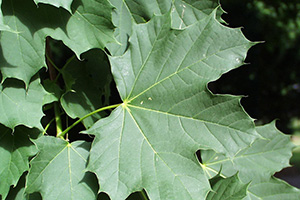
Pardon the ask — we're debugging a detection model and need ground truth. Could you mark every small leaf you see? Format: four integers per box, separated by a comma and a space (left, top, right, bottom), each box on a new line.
206, 174, 249, 200
26, 136, 98, 200
0, 125, 38, 199
0, 78, 49, 130
33, 0, 74, 13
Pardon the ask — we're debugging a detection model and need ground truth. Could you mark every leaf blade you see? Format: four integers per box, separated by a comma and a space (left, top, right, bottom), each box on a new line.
87, 11, 258, 199
0, 125, 38, 199
26, 136, 98, 200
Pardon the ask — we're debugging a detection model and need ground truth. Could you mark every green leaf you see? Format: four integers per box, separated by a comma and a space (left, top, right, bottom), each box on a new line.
201, 121, 294, 183
206, 174, 249, 200
0, 0, 115, 85
0, 78, 50, 130
61, 49, 112, 128
26, 136, 98, 200
244, 177, 300, 200
107, 0, 222, 55
86, 12, 258, 199
171, 0, 224, 29
0, 125, 38, 199
33, 0, 74, 12
201, 122, 299, 199
43, 79, 63, 103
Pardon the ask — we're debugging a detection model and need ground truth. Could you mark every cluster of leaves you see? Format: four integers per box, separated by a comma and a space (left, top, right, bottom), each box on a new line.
0, 0, 299, 199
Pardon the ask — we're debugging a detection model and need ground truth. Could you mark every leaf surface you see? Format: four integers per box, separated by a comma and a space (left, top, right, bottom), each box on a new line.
33, 0, 73, 12
26, 136, 98, 200
86, 12, 258, 199
201, 122, 298, 199
202, 122, 294, 183
0, 125, 38, 199
0, 0, 115, 85
207, 174, 249, 200
107, 0, 222, 55
244, 177, 300, 200
0, 78, 49, 130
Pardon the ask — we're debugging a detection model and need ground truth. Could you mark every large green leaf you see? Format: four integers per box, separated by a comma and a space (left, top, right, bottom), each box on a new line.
107, 0, 222, 55
0, 78, 50, 130
60, 49, 112, 128
86, 12, 258, 199
33, 0, 73, 12
0, 0, 115, 85
25, 136, 98, 200
0, 125, 38, 199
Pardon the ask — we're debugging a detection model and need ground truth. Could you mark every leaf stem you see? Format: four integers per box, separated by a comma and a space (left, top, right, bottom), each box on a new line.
54, 103, 63, 136
57, 103, 121, 138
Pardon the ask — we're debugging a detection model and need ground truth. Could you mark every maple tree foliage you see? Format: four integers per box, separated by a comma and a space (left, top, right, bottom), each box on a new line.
0, 0, 299, 200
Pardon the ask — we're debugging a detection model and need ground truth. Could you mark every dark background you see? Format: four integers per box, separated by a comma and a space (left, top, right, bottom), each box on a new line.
211, 0, 300, 188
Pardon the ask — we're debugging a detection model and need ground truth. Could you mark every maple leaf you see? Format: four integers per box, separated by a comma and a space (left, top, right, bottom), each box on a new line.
85, 11, 258, 199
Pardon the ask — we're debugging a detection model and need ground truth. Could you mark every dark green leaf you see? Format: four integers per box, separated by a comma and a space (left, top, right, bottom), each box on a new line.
0, 125, 38, 199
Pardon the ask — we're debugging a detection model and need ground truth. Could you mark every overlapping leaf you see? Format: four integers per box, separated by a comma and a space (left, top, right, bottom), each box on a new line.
207, 174, 249, 200
60, 49, 112, 128
107, 0, 223, 55
86, 12, 258, 199
26, 136, 98, 200
33, 0, 73, 12
0, 0, 115, 85
201, 122, 297, 199
201, 122, 294, 183
0, 78, 50, 130
0, 125, 38, 199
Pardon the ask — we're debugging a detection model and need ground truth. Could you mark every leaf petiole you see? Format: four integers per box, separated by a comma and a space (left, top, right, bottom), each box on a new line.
57, 103, 121, 138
